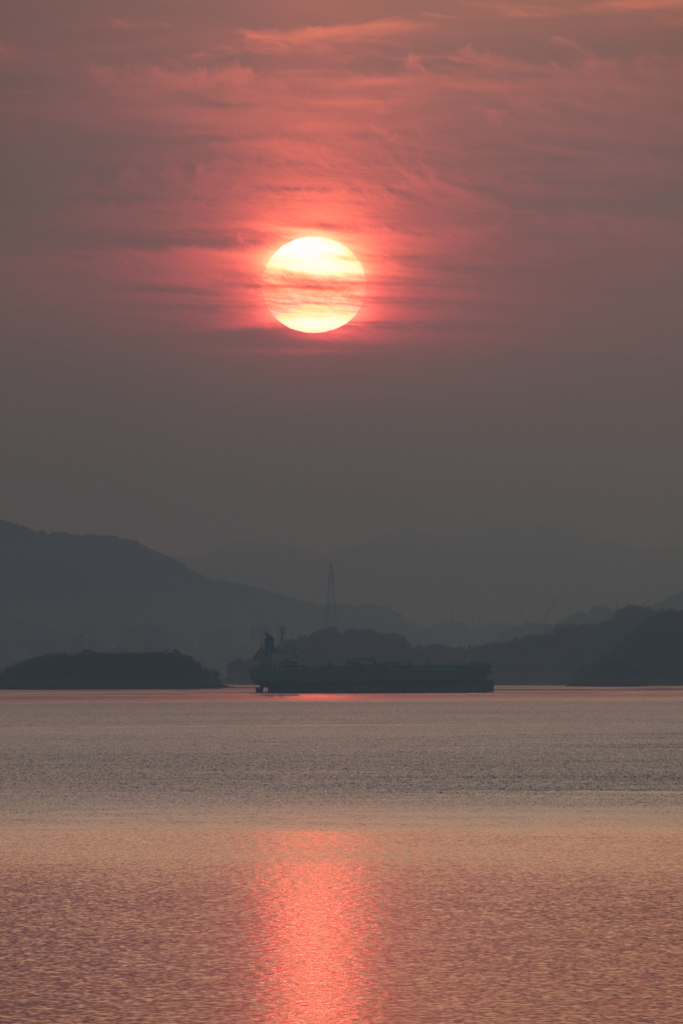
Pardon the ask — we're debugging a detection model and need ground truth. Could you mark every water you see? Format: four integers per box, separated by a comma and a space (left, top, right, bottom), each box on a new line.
1, 688, 682, 1022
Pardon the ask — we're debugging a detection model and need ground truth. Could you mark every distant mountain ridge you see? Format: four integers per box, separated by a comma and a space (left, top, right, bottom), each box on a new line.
461, 605, 657, 685
575, 610, 683, 685
4, 517, 683, 677
230, 606, 679, 686
0, 520, 406, 670
181, 524, 683, 626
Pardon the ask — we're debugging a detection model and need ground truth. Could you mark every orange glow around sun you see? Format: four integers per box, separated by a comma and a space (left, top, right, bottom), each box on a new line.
262, 237, 365, 334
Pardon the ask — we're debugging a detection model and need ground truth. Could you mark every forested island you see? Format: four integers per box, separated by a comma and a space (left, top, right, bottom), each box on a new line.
0, 650, 222, 689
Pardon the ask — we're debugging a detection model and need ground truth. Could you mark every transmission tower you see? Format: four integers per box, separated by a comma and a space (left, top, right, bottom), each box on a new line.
324, 563, 338, 630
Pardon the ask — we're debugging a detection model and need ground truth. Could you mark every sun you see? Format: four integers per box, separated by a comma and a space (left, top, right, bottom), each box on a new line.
263, 237, 365, 334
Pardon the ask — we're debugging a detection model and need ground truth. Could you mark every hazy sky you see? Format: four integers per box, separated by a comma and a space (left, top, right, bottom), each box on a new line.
1, 1, 682, 554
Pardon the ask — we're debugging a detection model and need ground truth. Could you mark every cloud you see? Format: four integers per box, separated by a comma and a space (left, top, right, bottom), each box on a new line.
107, 18, 172, 31
238, 19, 423, 53
591, 0, 683, 9
0, 3, 681, 353
487, 0, 683, 16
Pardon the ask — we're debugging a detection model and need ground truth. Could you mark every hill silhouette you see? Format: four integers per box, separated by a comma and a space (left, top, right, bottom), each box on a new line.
182, 524, 683, 626
0, 520, 406, 671
0, 650, 222, 689
228, 608, 657, 684
575, 610, 683, 684
297, 628, 414, 665
456, 605, 655, 684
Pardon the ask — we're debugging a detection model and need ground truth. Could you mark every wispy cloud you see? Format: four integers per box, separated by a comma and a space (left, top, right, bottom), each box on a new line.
238, 18, 424, 53
591, 0, 683, 9
483, 0, 683, 17
1, 3, 681, 351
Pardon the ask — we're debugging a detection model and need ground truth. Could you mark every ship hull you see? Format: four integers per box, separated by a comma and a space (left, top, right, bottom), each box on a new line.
251, 666, 493, 694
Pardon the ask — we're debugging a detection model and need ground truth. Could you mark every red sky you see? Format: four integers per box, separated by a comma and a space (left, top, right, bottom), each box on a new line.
1, 1, 682, 552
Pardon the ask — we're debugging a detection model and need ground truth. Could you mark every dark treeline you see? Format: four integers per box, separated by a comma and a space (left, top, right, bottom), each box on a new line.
228, 607, 683, 685
5, 607, 682, 687
0, 650, 222, 689
574, 610, 683, 685
455, 605, 658, 685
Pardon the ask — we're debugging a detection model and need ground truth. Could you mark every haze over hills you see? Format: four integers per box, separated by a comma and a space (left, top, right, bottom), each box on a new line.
181, 524, 683, 627
4, 517, 683, 675
0, 520, 406, 670
229, 606, 683, 686
656, 589, 683, 611
575, 610, 683, 685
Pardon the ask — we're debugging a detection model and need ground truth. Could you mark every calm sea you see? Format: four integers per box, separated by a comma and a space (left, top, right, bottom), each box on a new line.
1, 688, 682, 1023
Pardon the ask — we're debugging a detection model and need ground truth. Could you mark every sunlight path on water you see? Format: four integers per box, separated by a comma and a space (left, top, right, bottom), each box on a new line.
1, 691, 682, 1022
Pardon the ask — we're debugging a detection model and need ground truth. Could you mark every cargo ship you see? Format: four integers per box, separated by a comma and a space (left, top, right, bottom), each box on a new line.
250, 631, 493, 694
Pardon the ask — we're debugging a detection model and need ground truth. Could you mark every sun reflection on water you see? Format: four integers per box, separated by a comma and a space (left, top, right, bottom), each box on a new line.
255, 832, 370, 1024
